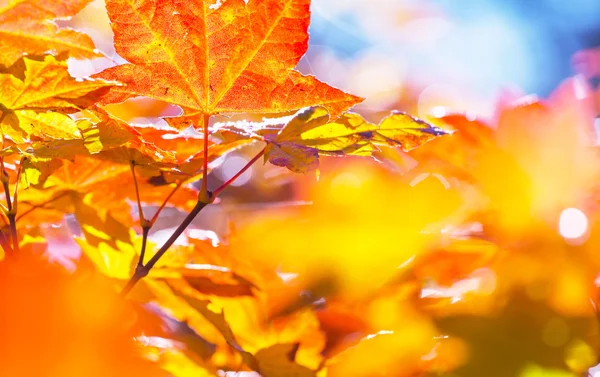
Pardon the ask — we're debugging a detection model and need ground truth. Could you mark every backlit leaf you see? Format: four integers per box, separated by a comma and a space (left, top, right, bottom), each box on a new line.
0, 55, 116, 142
179, 264, 257, 298
261, 107, 447, 172
19, 155, 62, 188
0, 0, 101, 67
94, 0, 363, 128
254, 343, 316, 377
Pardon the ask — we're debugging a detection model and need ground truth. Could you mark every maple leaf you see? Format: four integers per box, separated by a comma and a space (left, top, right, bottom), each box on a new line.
0, 55, 116, 143
218, 107, 448, 173
166, 264, 257, 298
254, 343, 316, 377
16, 155, 199, 228
0, 0, 102, 67
28, 110, 180, 175
15, 158, 136, 241
19, 155, 63, 188
172, 293, 316, 376
94, 0, 363, 129
136, 303, 218, 364
132, 126, 205, 163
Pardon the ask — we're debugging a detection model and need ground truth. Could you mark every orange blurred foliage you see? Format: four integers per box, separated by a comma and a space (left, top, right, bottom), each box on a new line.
0, 253, 162, 377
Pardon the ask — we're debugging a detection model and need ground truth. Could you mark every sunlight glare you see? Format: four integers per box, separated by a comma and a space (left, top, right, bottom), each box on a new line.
558, 207, 588, 239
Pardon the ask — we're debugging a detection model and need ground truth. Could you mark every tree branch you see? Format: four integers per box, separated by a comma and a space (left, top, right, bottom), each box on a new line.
120, 198, 210, 297
149, 181, 183, 226
0, 157, 18, 252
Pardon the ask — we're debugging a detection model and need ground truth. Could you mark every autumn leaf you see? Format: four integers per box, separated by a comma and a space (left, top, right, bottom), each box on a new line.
170, 292, 315, 376
254, 343, 316, 377
0, 254, 164, 377
132, 126, 204, 163
217, 107, 447, 173
15, 157, 135, 231
176, 264, 257, 298
74, 195, 133, 248
137, 303, 217, 363
408, 113, 495, 180
94, 0, 363, 129
0, 0, 102, 67
76, 233, 137, 279
0, 55, 116, 143
19, 155, 63, 188
29, 111, 179, 174
25, 116, 135, 161
174, 293, 252, 356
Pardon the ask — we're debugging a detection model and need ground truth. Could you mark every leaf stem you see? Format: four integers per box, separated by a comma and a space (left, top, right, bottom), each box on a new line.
0, 157, 18, 252
120, 199, 210, 297
149, 181, 183, 226
199, 113, 212, 202
7, 214, 17, 252
0, 231, 13, 255
211, 146, 266, 198
12, 157, 24, 213
130, 161, 153, 273
1, 157, 12, 211
138, 226, 150, 268
130, 162, 148, 226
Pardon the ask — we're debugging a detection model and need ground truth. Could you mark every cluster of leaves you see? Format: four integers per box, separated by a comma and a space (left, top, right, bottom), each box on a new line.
0, 0, 450, 376
2, 0, 600, 376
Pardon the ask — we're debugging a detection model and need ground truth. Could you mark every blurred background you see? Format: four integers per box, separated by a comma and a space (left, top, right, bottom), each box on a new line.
73, 0, 600, 121
304, 0, 600, 118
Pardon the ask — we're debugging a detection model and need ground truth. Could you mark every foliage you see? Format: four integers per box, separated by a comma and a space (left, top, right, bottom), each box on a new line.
0, 0, 598, 376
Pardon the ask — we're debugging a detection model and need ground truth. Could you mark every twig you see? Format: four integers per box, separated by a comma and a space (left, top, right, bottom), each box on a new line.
8, 159, 23, 252
130, 162, 151, 268
130, 162, 148, 225
211, 146, 265, 198
138, 226, 150, 268
0, 157, 18, 252
120, 119, 266, 298
149, 181, 183, 226
120, 199, 210, 297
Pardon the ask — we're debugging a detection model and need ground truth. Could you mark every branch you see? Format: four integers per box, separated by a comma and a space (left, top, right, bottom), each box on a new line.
120, 117, 266, 298
130, 162, 147, 225
149, 181, 183, 226
0, 228, 14, 254
120, 198, 210, 297
138, 226, 150, 268
211, 146, 266, 198
130, 162, 152, 270
0, 157, 18, 252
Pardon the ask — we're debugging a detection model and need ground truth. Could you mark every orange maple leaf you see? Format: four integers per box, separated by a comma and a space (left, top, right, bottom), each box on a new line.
0, 56, 116, 143
0, 0, 101, 67
94, 0, 363, 129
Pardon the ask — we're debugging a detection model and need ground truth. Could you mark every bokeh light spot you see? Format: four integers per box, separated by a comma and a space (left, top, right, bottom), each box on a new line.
558, 208, 588, 239
217, 155, 253, 187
